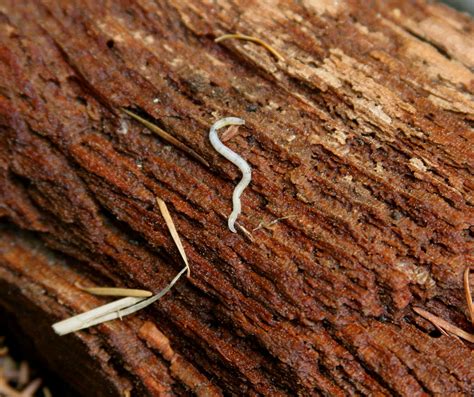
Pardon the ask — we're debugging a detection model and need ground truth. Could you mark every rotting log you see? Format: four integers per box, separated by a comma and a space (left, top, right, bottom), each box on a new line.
0, 0, 473, 395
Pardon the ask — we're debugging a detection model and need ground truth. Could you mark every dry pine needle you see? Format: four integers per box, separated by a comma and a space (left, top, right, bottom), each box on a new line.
122, 108, 209, 167
52, 198, 191, 335
215, 33, 284, 61
75, 283, 153, 298
157, 197, 190, 277
413, 307, 474, 343
463, 266, 473, 327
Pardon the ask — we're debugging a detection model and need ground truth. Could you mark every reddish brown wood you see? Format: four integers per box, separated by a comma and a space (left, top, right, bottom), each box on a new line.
0, 0, 473, 395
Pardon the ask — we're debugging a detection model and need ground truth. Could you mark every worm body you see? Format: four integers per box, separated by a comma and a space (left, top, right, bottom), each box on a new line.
209, 117, 251, 233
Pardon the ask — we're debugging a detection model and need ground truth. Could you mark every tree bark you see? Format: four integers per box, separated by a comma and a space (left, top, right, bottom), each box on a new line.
0, 0, 473, 395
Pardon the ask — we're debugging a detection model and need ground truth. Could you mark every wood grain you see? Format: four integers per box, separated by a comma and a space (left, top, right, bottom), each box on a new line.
0, 0, 473, 395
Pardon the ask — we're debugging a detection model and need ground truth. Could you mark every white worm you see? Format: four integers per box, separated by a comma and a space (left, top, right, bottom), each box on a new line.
209, 117, 251, 233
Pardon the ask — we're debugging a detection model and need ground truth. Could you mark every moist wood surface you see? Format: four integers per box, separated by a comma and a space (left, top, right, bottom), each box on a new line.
0, 0, 473, 396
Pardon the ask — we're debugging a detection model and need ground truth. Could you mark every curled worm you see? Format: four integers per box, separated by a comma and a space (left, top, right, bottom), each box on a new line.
209, 117, 251, 233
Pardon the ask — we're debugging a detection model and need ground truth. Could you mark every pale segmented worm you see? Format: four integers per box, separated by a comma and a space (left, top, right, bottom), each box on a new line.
209, 117, 251, 233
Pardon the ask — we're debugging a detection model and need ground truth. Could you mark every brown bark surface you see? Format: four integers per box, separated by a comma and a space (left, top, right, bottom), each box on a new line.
0, 0, 473, 396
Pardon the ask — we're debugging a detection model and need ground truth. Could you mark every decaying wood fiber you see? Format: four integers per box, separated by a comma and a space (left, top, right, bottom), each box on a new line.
0, 0, 473, 395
